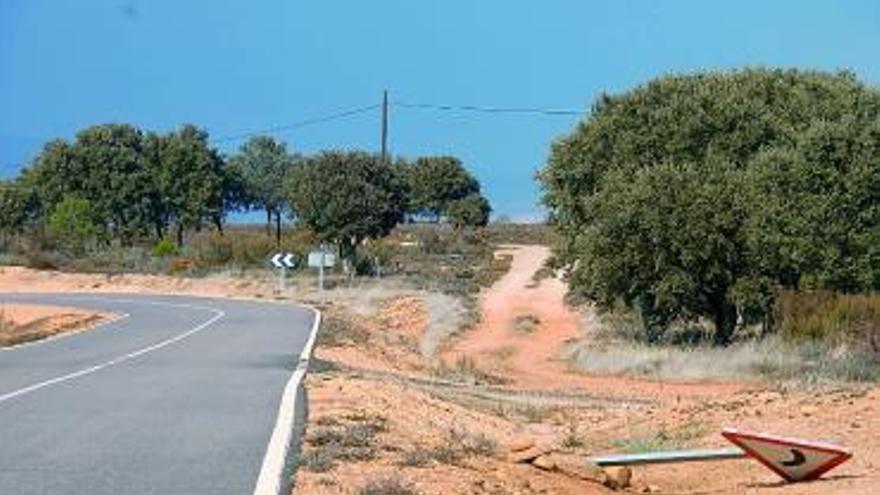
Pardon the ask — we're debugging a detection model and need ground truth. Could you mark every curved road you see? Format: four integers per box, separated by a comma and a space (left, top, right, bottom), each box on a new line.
0, 293, 317, 495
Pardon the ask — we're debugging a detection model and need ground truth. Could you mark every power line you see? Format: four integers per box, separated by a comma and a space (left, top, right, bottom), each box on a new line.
198, 96, 584, 147
210, 103, 381, 144
393, 100, 584, 116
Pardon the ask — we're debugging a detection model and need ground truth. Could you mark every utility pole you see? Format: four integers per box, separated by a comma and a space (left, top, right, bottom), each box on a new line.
380, 89, 388, 161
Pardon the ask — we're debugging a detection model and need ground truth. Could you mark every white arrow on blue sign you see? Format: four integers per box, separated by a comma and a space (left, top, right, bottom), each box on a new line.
271, 252, 296, 269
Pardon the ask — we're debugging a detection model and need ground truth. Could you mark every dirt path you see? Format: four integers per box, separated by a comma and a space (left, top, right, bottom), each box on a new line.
445, 245, 746, 400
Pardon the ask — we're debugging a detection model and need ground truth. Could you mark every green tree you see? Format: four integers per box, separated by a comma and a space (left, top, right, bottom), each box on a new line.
287, 151, 406, 262
540, 68, 880, 343
228, 136, 297, 245
47, 195, 104, 255
571, 162, 751, 344
744, 118, 880, 292
406, 156, 480, 221
23, 125, 158, 244
148, 125, 227, 246
0, 179, 35, 236
447, 193, 492, 229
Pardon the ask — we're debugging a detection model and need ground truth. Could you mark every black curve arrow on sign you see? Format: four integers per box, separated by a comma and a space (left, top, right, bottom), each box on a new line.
781, 448, 806, 467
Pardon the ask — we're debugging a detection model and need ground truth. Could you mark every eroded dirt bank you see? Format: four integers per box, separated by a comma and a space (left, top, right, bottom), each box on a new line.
299, 245, 879, 494
0, 303, 114, 347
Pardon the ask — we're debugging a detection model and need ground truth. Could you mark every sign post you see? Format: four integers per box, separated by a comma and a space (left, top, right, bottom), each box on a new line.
590, 427, 852, 484
270, 252, 296, 294
308, 247, 336, 291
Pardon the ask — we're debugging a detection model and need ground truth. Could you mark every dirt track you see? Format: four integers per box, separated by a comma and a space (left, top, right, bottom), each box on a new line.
302, 245, 879, 494
445, 245, 744, 400
451, 245, 880, 494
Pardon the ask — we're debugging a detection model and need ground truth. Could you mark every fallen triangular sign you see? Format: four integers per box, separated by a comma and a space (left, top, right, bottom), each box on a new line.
722, 427, 852, 482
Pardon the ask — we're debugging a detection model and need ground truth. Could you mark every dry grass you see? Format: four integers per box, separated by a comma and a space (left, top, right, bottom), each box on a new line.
565, 332, 880, 384
612, 421, 706, 454
398, 428, 496, 468
315, 313, 370, 348
358, 477, 422, 495
559, 421, 586, 449
776, 290, 880, 352
512, 314, 540, 333
567, 298, 880, 384
420, 292, 469, 357
429, 356, 505, 385
0, 310, 15, 338
299, 411, 388, 473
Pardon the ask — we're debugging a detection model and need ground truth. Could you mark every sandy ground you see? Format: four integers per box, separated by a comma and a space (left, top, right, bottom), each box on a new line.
0, 265, 276, 299
0, 303, 113, 348
445, 246, 744, 401
299, 245, 880, 494
1, 256, 876, 493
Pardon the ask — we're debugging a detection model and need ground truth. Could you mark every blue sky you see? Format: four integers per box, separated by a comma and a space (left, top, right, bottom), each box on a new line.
2, 1, 879, 221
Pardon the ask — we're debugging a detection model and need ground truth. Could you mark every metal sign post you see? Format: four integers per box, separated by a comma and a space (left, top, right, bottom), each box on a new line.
590, 427, 852, 484
319, 252, 324, 291
308, 247, 336, 291
592, 448, 746, 467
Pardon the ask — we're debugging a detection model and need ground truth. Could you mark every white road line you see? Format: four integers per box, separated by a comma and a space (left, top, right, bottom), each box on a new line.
0, 298, 225, 405
253, 304, 322, 495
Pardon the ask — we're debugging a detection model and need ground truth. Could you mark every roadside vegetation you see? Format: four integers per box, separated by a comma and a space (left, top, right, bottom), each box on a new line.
541, 67, 880, 382
0, 128, 492, 277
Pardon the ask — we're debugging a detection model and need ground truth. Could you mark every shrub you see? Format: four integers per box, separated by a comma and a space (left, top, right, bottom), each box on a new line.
398, 429, 496, 468
359, 478, 421, 495
430, 356, 503, 385
47, 196, 104, 255
316, 314, 369, 347
512, 314, 540, 333
188, 233, 234, 268
776, 290, 880, 352
299, 411, 387, 472
151, 239, 178, 257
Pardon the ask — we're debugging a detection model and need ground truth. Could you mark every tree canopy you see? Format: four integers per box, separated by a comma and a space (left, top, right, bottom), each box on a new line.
0, 179, 35, 236
540, 68, 880, 343
286, 151, 407, 260
406, 156, 481, 221
20, 123, 238, 246
227, 136, 298, 244
447, 193, 492, 229
4, 124, 491, 263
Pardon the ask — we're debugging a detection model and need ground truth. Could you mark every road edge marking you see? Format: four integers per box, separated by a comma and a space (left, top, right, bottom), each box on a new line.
252, 304, 322, 495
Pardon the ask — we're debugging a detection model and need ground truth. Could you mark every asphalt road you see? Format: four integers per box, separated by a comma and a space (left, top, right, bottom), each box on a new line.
0, 293, 316, 495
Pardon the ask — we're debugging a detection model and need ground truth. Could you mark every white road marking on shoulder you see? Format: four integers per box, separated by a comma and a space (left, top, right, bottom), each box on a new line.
0, 299, 225, 405
252, 304, 322, 495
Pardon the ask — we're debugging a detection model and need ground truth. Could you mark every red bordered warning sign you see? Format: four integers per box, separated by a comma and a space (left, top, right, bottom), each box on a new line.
722, 427, 852, 482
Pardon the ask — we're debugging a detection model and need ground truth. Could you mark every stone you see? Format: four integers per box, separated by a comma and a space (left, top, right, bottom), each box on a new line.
603, 466, 633, 490
801, 405, 819, 417
507, 436, 536, 453
531, 454, 558, 471
508, 444, 552, 463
